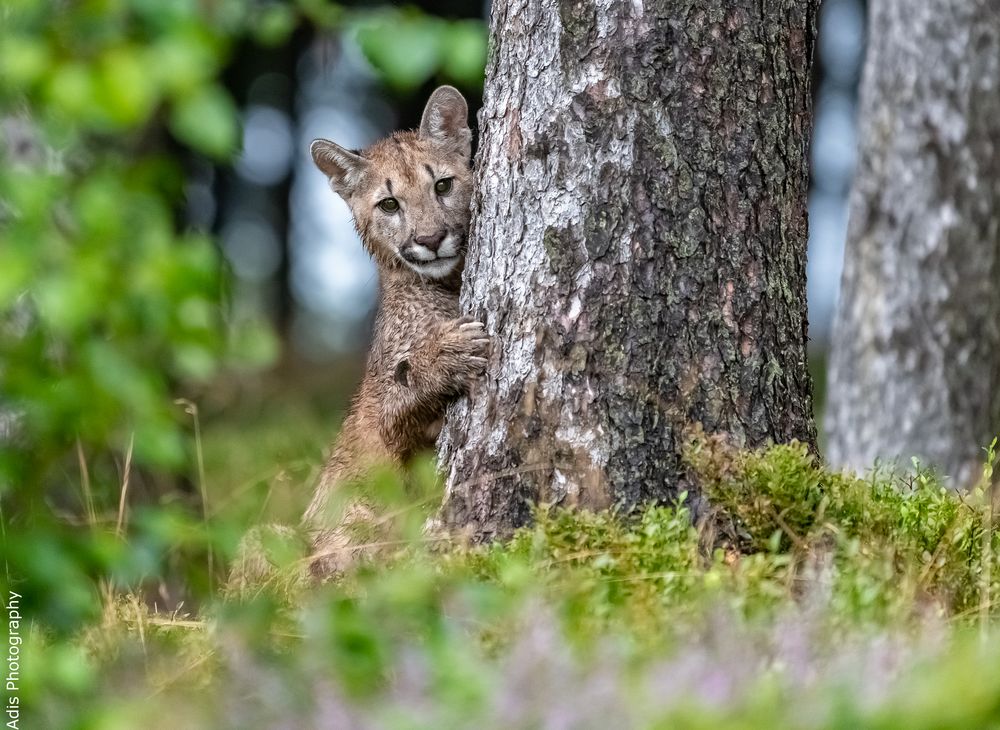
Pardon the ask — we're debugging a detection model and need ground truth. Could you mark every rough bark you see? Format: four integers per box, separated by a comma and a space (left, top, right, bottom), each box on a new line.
439, 0, 818, 539
825, 1, 1000, 486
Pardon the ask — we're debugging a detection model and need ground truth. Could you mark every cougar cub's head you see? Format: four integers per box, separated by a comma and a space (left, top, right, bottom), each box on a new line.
311, 86, 473, 280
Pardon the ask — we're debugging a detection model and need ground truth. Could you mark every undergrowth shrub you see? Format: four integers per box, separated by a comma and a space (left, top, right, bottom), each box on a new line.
19, 437, 1000, 729
687, 432, 999, 620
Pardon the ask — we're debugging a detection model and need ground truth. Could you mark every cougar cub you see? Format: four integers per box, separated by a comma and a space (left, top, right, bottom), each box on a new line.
302, 86, 487, 577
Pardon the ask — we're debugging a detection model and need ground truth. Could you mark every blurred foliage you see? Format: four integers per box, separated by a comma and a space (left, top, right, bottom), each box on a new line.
1, 0, 260, 631
15, 438, 1000, 728
352, 7, 488, 90
0, 0, 486, 632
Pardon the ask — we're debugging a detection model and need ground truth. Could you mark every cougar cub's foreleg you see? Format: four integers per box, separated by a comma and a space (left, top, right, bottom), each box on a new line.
305, 317, 489, 580
378, 316, 489, 454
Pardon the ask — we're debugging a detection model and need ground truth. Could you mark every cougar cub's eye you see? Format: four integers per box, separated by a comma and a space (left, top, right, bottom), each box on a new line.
378, 197, 399, 213
434, 178, 453, 195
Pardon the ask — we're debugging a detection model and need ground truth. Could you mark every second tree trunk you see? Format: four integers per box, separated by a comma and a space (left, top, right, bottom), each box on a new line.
825, 0, 1000, 485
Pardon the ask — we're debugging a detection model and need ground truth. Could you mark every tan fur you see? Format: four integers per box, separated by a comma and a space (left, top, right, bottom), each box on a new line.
302, 87, 486, 578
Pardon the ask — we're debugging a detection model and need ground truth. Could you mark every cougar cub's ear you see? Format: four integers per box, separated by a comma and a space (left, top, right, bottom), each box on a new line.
310, 139, 369, 196
419, 85, 472, 161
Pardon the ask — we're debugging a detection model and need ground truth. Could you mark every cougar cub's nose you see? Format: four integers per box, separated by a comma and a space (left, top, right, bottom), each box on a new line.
414, 229, 447, 253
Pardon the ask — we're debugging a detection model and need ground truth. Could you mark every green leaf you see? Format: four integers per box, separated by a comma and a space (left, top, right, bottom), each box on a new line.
253, 4, 298, 47
173, 343, 219, 381
75, 173, 126, 240
354, 10, 445, 91
442, 20, 487, 88
169, 84, 240, 159
134, 417, 187, 469
96, 46, 160, 128
34, 271, 103, 335
148, 30, 222, 96
228, 318, 280, 370
297, 0, 344, 28
0, 248, 32, 309
0, 34, 51, 88
84, 341, 159, 413
46, 62, 98, 118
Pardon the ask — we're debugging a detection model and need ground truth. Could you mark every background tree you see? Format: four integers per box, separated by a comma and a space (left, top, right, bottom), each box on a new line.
824, 1, 1000, 486
439, 0, 818, 540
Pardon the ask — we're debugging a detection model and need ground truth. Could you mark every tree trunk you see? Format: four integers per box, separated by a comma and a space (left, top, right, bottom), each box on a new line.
825, 1, 1000, 486
439, 0, 818, 539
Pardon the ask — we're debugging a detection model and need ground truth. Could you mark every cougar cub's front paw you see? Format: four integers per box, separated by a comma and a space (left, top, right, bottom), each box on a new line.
439, 316, 490, 385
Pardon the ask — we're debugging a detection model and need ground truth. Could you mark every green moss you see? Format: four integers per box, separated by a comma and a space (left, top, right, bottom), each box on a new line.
686, 430, 996, 617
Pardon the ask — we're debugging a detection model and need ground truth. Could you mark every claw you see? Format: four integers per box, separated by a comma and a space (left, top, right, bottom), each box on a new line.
457, 322, 486, 337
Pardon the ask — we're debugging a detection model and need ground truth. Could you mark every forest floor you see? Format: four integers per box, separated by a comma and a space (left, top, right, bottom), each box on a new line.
21, 374, 1000, 729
